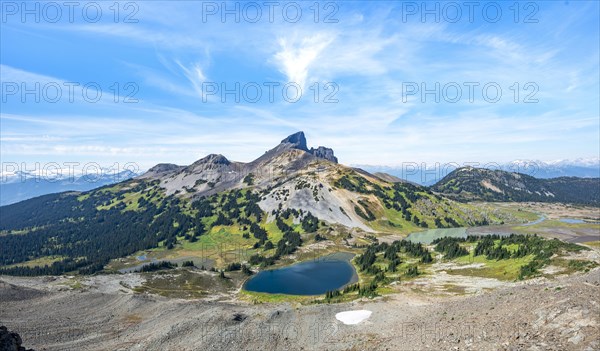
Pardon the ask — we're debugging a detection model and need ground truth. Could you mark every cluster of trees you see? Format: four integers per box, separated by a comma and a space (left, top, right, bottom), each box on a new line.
225, 262, 242, 271
246, 210, 304, 266
386, 252, 401, 272
518, 259, 545, 279
356, 245, 378, 273
354, 200, 376, 221
324, 289, 342, 300
434, 216, 460, 228
398, 240, 433, 263
192, 198, 213, 217
466, 234, 585, 279
275, 231, 302, 257
334, 175, 370, 194
211, 190, 264, 227
475, 237, 511, 260
467, 233, 579, 262
276, 216, 293, 233
134, 261, 177, 273
184, 223, 203, 243
214, 212, 234, 226
241, 264, 253, 275
301, 212, 319, 232
433, 237, 469, 259
279, 207, 300, 219
247, 216, 304, 267
412, 215, 428, 228
355, 240, 433, 281
243, 173, 255, 186
324, 281, 379, 301
405, 264, 420, 277
250, 223, 268, 245
248, 253, 276, 267
221, 262, 251, 275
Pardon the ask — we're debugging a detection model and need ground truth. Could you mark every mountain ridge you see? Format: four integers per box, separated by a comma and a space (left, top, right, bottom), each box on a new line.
357, 158, 600, 186
432, 166, 600, 206
0, 132, 506, 276
1, 132, 597, 276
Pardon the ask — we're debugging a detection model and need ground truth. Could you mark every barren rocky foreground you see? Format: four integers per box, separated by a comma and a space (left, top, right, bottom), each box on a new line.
1, 267, 599, 351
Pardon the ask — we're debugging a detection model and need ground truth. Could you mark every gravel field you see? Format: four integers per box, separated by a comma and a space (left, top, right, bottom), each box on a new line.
1, 267, 599, 351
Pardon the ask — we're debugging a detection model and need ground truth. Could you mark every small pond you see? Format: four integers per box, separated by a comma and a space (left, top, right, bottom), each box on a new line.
559, 218, 585, 224
243, 252, 357, 295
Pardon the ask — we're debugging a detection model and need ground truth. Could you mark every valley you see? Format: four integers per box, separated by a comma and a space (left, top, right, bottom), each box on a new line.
1, 203, 599, 350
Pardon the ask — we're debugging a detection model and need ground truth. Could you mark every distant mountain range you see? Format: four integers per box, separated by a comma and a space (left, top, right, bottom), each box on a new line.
3, 154, 598, 206
0, 170, 137, 206
358, 158, 600, 186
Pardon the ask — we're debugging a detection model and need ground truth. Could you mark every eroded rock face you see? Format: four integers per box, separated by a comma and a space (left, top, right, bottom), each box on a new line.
280, 131, 309, 151
0, 326, 34, 351
309, 146, 338, 163
269, 132, 338, 163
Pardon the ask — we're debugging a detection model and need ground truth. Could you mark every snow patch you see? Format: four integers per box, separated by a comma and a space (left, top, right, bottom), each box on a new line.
335, 310, 372, 325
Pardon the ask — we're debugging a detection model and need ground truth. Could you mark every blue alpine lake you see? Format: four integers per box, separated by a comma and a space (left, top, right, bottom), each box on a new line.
243, 252, 357, 295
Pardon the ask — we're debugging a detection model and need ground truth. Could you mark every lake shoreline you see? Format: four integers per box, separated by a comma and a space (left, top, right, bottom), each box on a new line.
243, 252, 358, 296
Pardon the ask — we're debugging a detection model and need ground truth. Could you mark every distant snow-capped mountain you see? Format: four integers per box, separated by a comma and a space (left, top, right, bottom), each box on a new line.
501, 158, 599, 178
1, 169, 140, 206
356, 158, 600, 186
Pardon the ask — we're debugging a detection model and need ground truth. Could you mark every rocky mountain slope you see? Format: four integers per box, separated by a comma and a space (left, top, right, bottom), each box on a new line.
432, 167, 600, 206
0, 132, 503, 276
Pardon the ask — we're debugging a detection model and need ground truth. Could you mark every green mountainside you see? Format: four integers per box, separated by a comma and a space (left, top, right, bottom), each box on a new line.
431, 167, 599, 206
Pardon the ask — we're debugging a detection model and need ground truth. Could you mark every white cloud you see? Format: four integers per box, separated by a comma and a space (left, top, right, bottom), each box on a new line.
273, 33, 334, 88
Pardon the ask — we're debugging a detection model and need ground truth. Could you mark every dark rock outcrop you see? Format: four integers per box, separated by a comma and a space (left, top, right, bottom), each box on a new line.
309, 147, 338, 163
280, 131, 308, 151
232, 313, 247, 322
279, 132, 338, 163
0, 326, 34, 351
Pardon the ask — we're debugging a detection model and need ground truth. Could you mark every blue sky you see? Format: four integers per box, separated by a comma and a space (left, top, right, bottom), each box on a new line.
1, 0, 599, 171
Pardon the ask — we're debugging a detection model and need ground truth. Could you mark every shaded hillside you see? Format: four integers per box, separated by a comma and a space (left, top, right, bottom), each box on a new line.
431, 167, 600, 206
